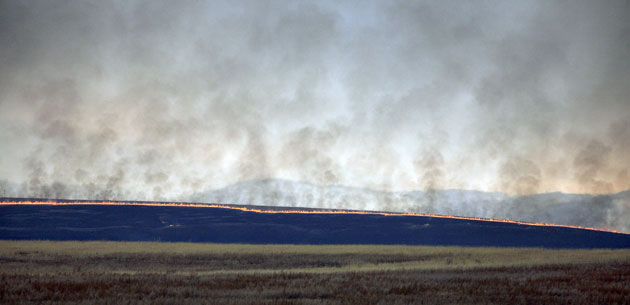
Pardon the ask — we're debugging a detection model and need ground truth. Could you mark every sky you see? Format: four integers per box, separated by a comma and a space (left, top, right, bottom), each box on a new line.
0, 0, 629, 202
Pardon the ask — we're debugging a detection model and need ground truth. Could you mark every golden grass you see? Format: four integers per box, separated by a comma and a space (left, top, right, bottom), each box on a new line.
1, 240, 629, 304
1, 240, 629, 274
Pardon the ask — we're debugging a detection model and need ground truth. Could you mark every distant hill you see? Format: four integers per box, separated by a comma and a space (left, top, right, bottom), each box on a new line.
3, 178, 629, 233
191, 179, 630, 233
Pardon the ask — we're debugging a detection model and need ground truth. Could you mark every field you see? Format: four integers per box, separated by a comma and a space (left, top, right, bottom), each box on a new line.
1, 241, 629, 304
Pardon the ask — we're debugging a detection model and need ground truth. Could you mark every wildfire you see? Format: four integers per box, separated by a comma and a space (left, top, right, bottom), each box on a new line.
1, 199, 627, 235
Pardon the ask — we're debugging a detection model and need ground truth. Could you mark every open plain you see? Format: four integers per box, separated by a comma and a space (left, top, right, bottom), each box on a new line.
1, 240, 629, 304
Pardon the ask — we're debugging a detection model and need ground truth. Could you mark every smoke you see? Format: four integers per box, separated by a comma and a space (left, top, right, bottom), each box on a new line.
0, 1, 629, 230
573, 140, 613, 194
499, 157, 541, 196
413, 150, 444, 212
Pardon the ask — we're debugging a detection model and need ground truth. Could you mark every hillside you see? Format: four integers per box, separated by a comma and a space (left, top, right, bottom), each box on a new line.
1, 199, 629, 248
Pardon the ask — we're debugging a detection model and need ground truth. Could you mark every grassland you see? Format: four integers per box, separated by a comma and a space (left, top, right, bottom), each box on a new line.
1, 241, 629, 304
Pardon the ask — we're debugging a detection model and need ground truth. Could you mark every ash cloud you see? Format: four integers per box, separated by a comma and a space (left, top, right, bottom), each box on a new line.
0, 1, 629, 231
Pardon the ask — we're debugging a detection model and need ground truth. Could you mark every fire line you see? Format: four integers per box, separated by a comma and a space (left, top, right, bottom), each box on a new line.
1, 199, 627, 235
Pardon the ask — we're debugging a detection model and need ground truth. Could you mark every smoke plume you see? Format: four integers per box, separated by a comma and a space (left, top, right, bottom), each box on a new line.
0, 1, 629, 231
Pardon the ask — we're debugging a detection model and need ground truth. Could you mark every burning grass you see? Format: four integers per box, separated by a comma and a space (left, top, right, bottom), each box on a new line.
1, 240, 629, 304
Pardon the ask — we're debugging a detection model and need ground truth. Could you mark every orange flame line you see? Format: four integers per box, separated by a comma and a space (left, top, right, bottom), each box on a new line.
1, 200, 627, 235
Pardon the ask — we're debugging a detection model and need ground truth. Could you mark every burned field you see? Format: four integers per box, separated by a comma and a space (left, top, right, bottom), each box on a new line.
2, 201, 629, 248
1, 241, 629, 305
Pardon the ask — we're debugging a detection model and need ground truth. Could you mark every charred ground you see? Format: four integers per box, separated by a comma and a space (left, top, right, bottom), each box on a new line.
1, 198, 629, 248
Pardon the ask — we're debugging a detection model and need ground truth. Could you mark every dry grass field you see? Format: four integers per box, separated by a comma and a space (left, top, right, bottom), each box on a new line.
1, 240, 629, 304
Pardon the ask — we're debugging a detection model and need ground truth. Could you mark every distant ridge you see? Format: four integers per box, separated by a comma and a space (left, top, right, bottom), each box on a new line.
3, 178, 628, 232
191, 179, 630, 233
1, 198, 629, 248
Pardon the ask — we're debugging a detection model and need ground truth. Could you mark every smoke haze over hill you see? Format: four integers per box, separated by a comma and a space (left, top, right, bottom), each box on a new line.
2, 178, 629, 233
0, 1, 629, 231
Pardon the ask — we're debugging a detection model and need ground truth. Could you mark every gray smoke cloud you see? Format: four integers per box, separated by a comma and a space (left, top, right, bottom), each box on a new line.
0, 1, 629, 230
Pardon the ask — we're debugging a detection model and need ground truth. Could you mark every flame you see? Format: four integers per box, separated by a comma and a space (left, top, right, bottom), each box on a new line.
1, 199, 627, 235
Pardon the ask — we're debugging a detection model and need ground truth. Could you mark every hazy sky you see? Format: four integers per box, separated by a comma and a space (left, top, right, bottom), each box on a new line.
0, 0, 628, 200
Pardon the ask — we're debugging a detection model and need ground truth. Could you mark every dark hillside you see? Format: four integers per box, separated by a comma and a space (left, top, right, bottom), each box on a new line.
1, 199, 629, 248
